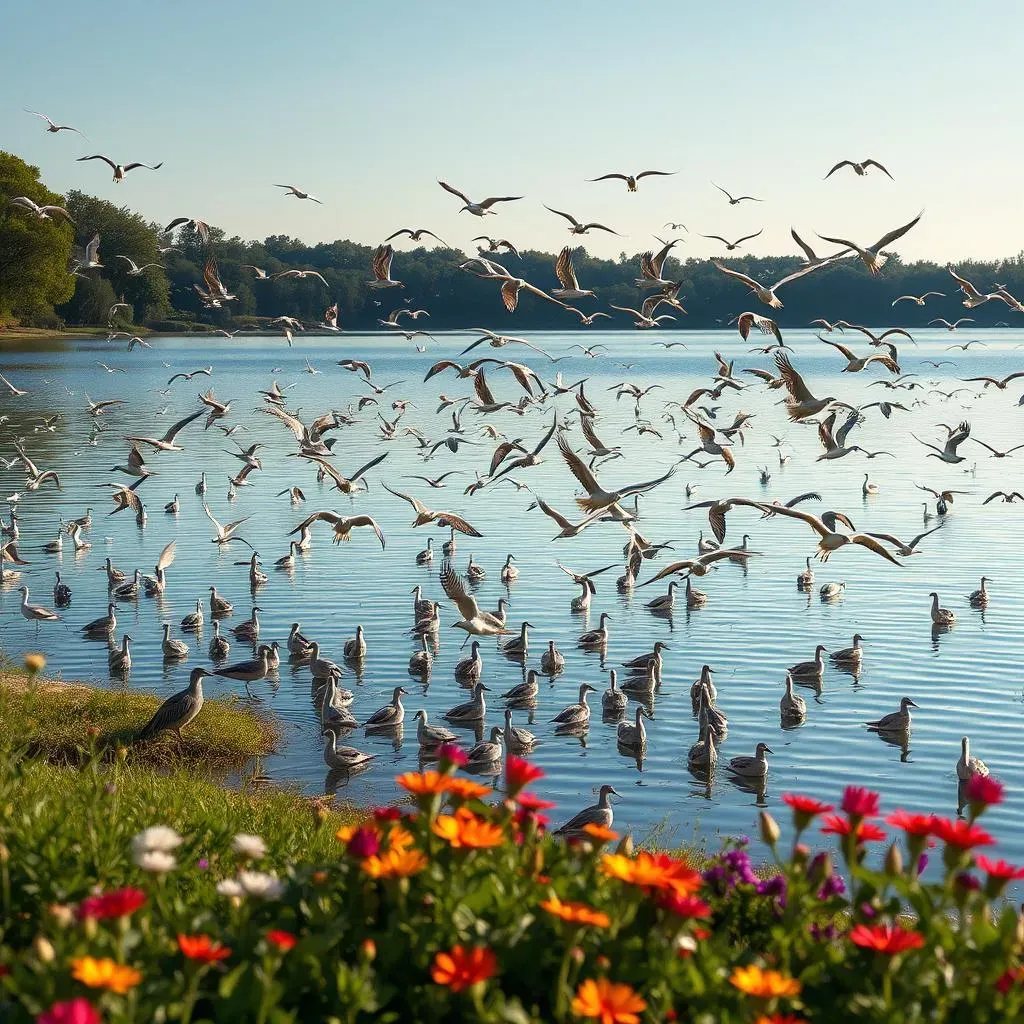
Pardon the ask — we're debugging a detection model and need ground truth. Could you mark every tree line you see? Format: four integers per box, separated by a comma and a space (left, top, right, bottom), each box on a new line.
2, 150, 1023, 334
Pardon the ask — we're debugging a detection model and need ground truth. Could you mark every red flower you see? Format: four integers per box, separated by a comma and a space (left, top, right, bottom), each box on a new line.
782, 794, 833, 818
850, 923, 925, 955
436, 743, 467, 769
372, 806, 402, 822
36, 999, 101, 1024
657, 893, 712, 919
178, 934, 232, 964
885, 810, 933, 836
76, 887, 146, 921
841, 787, 880, 818
930, 817, 994, 850
513, 807, 549, 832
514, 791, 557, 812
965, 775, 1004, 807
821, 815, 886, 843
431, 945, 498, 992
996, 966, 1024, 994
505, 756, 544, 793
266, 930, 297, 951
974, 855, 1024, 881
346, 826, 381, 859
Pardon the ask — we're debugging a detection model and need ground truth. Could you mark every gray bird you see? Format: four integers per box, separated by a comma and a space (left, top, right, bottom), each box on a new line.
138, 668, 209, 740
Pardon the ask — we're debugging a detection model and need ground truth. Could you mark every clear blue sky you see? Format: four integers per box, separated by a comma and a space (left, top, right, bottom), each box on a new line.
3, 0, 1021, 263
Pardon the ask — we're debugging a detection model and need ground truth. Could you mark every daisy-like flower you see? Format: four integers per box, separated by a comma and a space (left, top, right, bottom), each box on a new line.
445, 777, 492, 802
841, 787, 881, 819
821, 815, 886, 844
361, 847, 429, 879
571, 977, 647, 1024
849, 923, 925, 955
430, 945, 497, 992
23, 653, 46, 674
974, 855, 1024, 880
131, 826, 183, 856
582, 823, 620, 843
781, 794, 834, 831
133, 849, 176, 874
266, 930, 297, 952
237, 870, 284, 900
345, 825, 382, 859
601, 852, 702, 896
515, 792, 557, 812
36, 998, 101, 1024
178, 934, 231, 964
505, 756, 544, 794
70, 957, 142, 994
432, 807, 504, 849
216, 878, 244, 898
656, 892, 712, 920
885, 810, 934, 836
539, 893, 610, 928
965, 775, 1004, 809
436, 743, 468, 770
929, 817, 994, 850
730, 964, 802, 998
231, 834, 266, 859
76, 887, 146, 921
396, 770, 451, 796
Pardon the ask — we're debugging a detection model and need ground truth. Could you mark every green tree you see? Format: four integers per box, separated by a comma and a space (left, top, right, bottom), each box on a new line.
0, 151, 75, 324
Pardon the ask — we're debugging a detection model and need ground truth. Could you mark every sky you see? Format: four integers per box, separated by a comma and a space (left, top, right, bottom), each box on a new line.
3, 1, 1023, 265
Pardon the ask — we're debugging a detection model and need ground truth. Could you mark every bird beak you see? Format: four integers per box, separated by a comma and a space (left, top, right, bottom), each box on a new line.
908, 700, 919, 708
764, 747, 774, 755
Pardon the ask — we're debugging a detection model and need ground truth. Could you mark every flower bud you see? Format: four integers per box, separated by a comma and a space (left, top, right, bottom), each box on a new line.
24, 653, 46, 674
759, 811, 781, 848
360, 938, 377, 962
807, 851, 832, 886
48, 904, 74, 928
33, 936, 55, 963
595, 954, 610, 970
570, 945, 585, 965
615, 833, 634, 858
884, 843, 904, 877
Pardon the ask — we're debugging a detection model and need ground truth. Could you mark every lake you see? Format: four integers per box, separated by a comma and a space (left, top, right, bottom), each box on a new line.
2, 328, 1022, 863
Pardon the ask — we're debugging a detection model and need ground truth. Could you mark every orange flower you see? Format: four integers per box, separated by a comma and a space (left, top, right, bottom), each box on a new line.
540, 893, 610, 928
431, 945, 497, 992
600, 852, 701, 895
336, 822, 381, 844
571, 977, 647, 1024
445, 777, 492, 802
70, 957, 142, 994
756, 1016, 808, 1024
387, 824, 416, 852
730, 964, 802, 998
432, 807, 504, 849
361, 847, 428, 879
396, 770, 451, 796
582, 823, 620, 843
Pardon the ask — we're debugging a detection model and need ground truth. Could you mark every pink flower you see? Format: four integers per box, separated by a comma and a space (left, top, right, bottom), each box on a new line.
841, 787, 880, 818
505, 756, 544, 793
36, 999, 101, 1024
975, 855, 1024, 881
346, 826, 381, 859
965, 775, 1004, 808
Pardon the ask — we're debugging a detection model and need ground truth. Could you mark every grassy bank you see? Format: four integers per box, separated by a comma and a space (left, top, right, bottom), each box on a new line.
0, 664, 277, 770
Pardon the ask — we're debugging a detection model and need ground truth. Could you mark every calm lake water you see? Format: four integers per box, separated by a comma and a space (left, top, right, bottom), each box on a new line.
2, 328, 1023, 863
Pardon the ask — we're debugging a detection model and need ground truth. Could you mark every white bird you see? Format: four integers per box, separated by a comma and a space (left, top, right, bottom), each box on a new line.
114, 255, 163, 276
274, 184, 322, 203
25, 109, 88, 138
8, 196, 75, 225
956, 736, 988, 781
77, 154, 162, 182
817, 212, 922, 275
438, 180, 523, 216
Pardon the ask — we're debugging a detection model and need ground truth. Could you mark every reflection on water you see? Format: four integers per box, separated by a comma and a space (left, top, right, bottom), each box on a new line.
2, 329, 1024, 865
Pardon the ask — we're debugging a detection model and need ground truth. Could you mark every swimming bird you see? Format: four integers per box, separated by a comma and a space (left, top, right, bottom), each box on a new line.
500, 669, 539, 707
617, 706, 650, 750
789, 644, 827, 682
820, 581, 846, 600
929, 592, 956, 626
688, 724, 718, 772
364, 686, 408, 729
501, 621, 532, 659
208, 587, 233, 617
344, 625, 367, 661
968, 577, 991, 607
231, 607, 262, 641
578, 612, 611, 647
602, 670, 627, 715
780, 673, 806, 723
413, 709, 456, 749
956, 736, 988, 780
444, 682, 489, 723
867, 697, 917, 733
322, 729, 376, 771
554, 784, 619, 838
454, 641, 484, 685
209, 621, 230, 661
646, 580, 679, 612
727, 743, 772, 780
53, 572, 71, 607
541, 640, 565, 674
82, 602, 116, 636
466, 727, 504, 767
552, 683, 597, 728
138, 668, 209, 741
831, 635, 865, 666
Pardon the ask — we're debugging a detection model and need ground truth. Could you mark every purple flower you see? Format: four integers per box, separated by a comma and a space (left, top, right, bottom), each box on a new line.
197, 858, 209, 870
817, 874, 845, 899
916, 853, 929, 875
810, 922, 838, 941
955, 872, 981, 891
756, 873, 788, 911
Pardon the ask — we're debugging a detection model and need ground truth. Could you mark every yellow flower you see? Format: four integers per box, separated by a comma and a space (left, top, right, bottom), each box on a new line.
387, 824, 415, 852
600, 852, 701, 895
432, 807, 504, 849
571, 977, 647, 1023
730, 964, 802, 998
70, 956, 142, 994
23, 653, 46, 674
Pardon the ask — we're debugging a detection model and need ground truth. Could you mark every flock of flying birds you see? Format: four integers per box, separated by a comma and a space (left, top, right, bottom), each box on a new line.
3, 110, 1021, 833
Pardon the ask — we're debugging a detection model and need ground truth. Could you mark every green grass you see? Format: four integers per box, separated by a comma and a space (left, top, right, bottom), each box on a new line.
0, 665, 278, 770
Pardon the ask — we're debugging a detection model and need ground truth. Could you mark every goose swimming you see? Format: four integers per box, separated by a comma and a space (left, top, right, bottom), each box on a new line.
617, 705, 650, 750
454, 641, 483, 685
501, 621, 532, 659
344, 625, 367, 661
830, 635, 865, 666
444, 682, 489, 723
690, 665, 716, 710
929, 592, 956, 626
968, 577, 991, 607
409, 635, 432, 674
466, 727, 504, 766
540, 640, 565, 674
82, 602, 116, 636
414, 709, 456, 749
553, 784, 618, 838
161, 622, 189, 660
727, 742, 773, 780
578, 612, 611, 648
956, 736, 989, 780
503, 708, 536, 752
789, 644, 827, 682
645, 580, 679, 612
866, 697, 917, 733
364, 686, 408, 729
601, 669, 627, 715
209, 621, 230, 661
501, 669, 539, 706
688, 723, 718, 771
780, 673, 807, 723
53, 572, 71, 607
551, 683, 597, 727
108, 634, 132, 674
322, 728, 376, 772
231, 607, 262, 641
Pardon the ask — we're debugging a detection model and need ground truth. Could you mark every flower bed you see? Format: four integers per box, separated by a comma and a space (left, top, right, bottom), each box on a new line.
1, 740, 1022, 1023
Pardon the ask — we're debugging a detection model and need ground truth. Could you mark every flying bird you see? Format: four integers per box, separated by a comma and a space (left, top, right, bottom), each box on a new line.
25, 110, 88, 138
587, 170, 676, 192
699, 229, 763, 251
712, 183, 762, 204
8, 197, 75, 225
817, 212, 922, 275
274, 184, 321, 202
77, 155, 162, 182
544, 207, 620, 235
438, 181, 523, 216
824, 158, 893, 179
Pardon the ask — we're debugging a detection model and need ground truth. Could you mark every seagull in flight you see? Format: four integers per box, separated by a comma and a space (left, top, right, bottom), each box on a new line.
892, 292, 944, 306
588, 170, 675, 192
712, 183, 762, 204
274, 184, 321, 202
77, 155, 162, 182
438, 181, 523, 216
382, 227, 449, 247
8, 197, 75, 225
824, 158, 893, 179
700, 229, 763, 252
114, 255, 163, 276
817, 212, 922, 275
25, 110, 88, 139
544, 207, 620, 235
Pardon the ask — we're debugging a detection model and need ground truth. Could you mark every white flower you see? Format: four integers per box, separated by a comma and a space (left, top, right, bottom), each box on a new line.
132, 826, 183, 858
237, 870, 284, 900
232, 833, 267, 859
134, 849, 177, 874
216, 878, 244, 898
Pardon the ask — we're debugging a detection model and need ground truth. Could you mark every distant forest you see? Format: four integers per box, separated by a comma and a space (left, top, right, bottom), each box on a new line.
3, 150, 1023, 333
